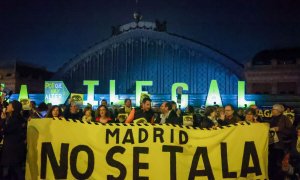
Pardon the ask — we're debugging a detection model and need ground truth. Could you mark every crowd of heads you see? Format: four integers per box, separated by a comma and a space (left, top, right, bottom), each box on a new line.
0, 94, 300, 179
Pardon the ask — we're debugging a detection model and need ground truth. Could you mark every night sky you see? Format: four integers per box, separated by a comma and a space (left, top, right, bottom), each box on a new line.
1, 0, 300, 72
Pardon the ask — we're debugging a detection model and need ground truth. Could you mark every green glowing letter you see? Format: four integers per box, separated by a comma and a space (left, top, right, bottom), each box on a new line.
238, 81, 255, 108
136, 81, 153, 107
18, 84, 29, 101
83, 80, 99, 106
171, 83, 189, 108
110, 80, 122, 105
205, 80, 222, 106
0, 83, 5, 97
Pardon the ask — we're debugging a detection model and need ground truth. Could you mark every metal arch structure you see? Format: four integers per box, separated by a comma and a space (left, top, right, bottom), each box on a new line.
53, 21, 244, 95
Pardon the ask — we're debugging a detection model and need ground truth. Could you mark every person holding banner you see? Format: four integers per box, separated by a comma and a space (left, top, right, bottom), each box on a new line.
97, 99, 116, 121
64, 102, 83, 120
82, 106, 94, 122
116, 99, 132, 123
0, 100, 27, 179
46, 105, 63, 118
200, 106, 219, 129
216, 106, 228, 126
31, 102, 48, 119
170, 101, 181, 118
155, 101, 178, 124
179, 105, 198, 126
244, 108, 260, 123
118, 98, 133, 114
224, 104, 241, 124
125, 97, 154, 123
249, 104, 263, 122
95, 105, 113, 123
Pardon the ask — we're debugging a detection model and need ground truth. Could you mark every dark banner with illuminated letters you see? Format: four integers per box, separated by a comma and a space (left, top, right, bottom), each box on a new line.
26, 119, 269, 179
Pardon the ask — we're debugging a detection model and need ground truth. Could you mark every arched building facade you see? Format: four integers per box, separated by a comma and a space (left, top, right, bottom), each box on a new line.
54, 21, 243, 98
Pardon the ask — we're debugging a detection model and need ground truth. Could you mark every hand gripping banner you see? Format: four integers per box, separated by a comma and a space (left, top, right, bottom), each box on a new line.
26, 118, 269, 179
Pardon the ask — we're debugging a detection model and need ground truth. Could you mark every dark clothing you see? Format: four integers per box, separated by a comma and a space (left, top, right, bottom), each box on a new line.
268, 114, 295, 180
134, 108, 154, 123
200, 117, 216, 129
0, 114, 27, 167
154, 110, 178, 124
256, 115, 263, 123
2, 165, 25, 180
63, 106, 83, 120
64, 111, 82, 120
217, 119, 229, 126
284, 138, 300, 179
237, 114, 245, 121
269, 114, 294, 150
224, 115, 240, 124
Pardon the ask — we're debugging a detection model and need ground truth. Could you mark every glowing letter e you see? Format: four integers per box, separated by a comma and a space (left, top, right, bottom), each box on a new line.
238, 81, 255, 108
205, 80, 222, 106
83, 80, 99, 106
136, 81, 153, 107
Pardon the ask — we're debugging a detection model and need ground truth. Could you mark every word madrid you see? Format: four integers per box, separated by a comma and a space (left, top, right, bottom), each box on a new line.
42, 80, 255, 107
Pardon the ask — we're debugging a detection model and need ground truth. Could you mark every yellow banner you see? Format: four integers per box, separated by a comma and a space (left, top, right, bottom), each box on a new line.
26, 119, 269, 179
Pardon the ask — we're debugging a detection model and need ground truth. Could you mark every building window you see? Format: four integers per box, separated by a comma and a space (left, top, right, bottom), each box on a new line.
252, 60, 271, 65
252, 83, 271, 94
277, 59, 296, 65
277, 82, 296, 95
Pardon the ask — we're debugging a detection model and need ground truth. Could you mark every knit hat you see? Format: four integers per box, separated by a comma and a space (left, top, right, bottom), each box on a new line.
11, 100, 22, 114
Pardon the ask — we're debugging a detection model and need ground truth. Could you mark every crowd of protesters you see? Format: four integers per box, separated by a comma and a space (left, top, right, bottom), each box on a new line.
0, 93, 299, 179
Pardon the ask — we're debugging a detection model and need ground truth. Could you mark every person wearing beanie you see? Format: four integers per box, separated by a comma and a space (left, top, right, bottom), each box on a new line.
0, 100, 27, 179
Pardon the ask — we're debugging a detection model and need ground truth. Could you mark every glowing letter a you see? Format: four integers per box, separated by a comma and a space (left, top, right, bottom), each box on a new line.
205, 80, 222, 106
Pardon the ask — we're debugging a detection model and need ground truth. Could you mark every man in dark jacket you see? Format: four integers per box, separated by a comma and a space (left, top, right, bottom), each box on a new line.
155, 101, 178, 124
224, 104, 241, 124
64, 102, 83, 120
